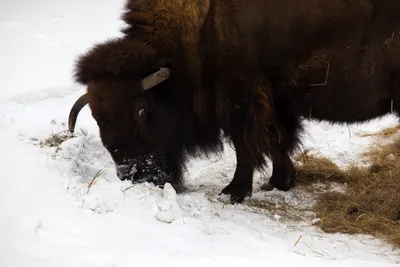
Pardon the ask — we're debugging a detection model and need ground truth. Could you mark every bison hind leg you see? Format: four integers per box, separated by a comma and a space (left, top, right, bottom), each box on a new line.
260, 150, 296, 192
261, 89, 303, 192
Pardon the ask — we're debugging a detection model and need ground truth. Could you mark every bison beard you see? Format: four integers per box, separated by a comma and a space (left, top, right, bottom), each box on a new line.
69, 0, 400, 204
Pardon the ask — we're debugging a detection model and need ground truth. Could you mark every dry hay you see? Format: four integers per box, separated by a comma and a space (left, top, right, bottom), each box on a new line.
245, 197, 318, 223
40, 130, 74, 148
295, 135, 400, 248
295, 149, 350, 186
358, 124, 400, 139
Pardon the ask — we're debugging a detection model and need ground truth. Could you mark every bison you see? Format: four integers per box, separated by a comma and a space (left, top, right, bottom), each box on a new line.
68, 0, 400, 203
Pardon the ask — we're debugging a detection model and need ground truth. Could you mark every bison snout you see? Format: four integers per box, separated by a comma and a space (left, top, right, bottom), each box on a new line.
116, 163, 138, 181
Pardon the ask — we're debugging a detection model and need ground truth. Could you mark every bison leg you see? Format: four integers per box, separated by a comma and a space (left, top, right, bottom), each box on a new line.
261, 149, 296, 191
260, 84, 301, 192
220, 141, 254, 204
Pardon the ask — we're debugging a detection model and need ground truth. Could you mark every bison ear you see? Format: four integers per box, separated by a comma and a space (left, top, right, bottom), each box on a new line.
73, 37, 158, 85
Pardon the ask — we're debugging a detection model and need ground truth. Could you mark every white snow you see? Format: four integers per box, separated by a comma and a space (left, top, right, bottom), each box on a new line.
1, 1, 400, 266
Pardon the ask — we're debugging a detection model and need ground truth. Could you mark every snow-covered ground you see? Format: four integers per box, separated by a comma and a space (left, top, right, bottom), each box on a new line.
1, 1, 400, 266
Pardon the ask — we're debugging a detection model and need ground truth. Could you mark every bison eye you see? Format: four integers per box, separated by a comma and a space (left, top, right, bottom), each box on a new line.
138, 108, 148, 121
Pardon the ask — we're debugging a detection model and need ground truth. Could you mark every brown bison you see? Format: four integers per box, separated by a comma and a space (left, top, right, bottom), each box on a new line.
68, 0, 400, 203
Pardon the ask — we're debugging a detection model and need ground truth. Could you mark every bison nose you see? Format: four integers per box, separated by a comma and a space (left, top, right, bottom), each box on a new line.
116, 163, 138, 181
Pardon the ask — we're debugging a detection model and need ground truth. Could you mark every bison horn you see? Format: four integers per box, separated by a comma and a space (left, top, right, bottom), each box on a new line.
68, 93, 89, 134
141, 67, 171, 90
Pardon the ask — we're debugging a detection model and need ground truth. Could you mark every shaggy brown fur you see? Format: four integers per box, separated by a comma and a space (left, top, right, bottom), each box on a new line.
75, 39, 157, 84
121, 0, 210, 83
72, 0, 400, 203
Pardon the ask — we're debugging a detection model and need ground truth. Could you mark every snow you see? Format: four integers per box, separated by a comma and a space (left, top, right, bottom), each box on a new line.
1, 1, 400, 266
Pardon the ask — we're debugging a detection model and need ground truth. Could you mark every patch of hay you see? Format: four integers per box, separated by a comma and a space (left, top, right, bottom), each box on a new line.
245, 198, 317, 223
296, 136, 400, 248
40, 130, 74, 148
358, 124, 400, 138
295, 150, 350, 186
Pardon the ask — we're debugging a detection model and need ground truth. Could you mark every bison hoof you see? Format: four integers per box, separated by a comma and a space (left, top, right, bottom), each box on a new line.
263, 173, 295, 192
220, 182, 252, 204
260, 182, 275, 191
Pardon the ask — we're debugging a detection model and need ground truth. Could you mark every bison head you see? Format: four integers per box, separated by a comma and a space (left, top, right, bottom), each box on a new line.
68, 38, 185, 189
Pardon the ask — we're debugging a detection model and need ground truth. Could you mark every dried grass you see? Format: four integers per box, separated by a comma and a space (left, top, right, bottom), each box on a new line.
296, 135, 400, 248
245, 198, 317, 222
358, 124, 400, 138
87, 169, 104, 194
40, 130, 74, 148
295, 150, 350, 186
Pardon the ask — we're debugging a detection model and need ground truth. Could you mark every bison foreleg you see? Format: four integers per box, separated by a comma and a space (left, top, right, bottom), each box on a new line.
220, 138, 255, 204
